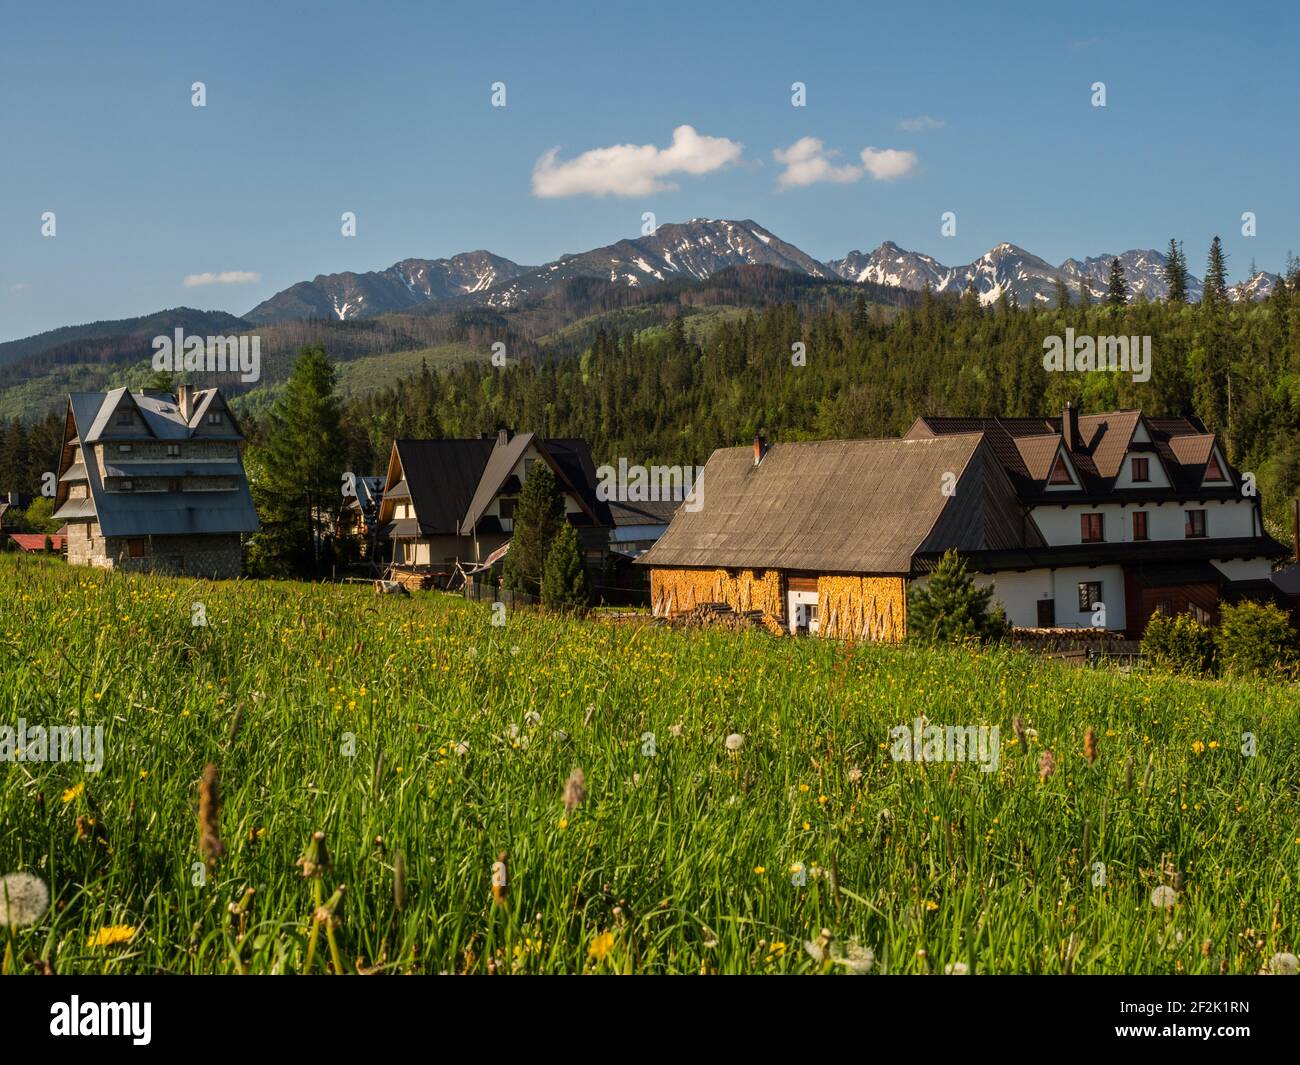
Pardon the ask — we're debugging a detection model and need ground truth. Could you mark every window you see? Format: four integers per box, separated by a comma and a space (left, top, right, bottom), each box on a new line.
1155, 598, 1174, 616
1132, 511, 1149, 540
127, 538, 146, 558
1036, 599, 1056, 627
1131, 457, 1150, 482
167, 444, 181, 457
1080, 512, 1104, 543
499, 498, 516, 520
1048, 454, 1073, 485
1078, 581, 1103, 613
118, 443, 132, 454
1205, 454, 1225, 481
1185, 509, 1207, 538
116, 410, 133, 426
1190, 604, 1211, 624
523, 458, 536, 478
207, 411, 224, 426
119, 479, 134, 492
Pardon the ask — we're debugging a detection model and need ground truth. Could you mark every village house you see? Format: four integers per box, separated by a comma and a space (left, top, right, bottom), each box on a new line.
640, 407, 1289, 640
52, 385, 259, 577
377, 429, 611, 587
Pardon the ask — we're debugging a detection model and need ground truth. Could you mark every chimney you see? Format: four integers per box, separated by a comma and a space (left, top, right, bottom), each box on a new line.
177, 383, 194, 421
753, 433, 767, 466
497, 428, 512, 446
1063, 402, 1079, 452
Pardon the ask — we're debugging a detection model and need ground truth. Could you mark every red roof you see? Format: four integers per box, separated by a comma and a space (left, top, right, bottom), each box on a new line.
8, 534, 65, 552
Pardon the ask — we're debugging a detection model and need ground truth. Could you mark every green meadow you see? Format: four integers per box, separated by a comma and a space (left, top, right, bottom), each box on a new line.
0, 553, 1296, 974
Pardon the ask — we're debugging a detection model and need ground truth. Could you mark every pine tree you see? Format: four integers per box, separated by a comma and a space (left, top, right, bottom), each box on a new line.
247, 345, 346, 577
540, 521, 590, 610
1164, 238, 1188, 303
1107, 257, 1129, 306
1204, 236, 1229, 306
906, 550, 1009, 645
1078, 279, 1092, 306
502, 460, 564, 596
1053, 277, 1070, 309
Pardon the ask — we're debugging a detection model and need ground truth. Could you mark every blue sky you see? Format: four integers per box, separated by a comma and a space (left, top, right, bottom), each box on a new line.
2, 0, 1297, 341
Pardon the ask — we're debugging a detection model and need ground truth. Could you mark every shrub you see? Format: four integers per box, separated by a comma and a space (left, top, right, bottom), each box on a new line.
1141, 611, 1216, 675
1215, 600, 1299, 679
907, 550, 1010, 645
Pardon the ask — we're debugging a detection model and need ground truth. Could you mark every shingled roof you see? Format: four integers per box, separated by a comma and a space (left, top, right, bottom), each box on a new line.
639, 435, 1042, 574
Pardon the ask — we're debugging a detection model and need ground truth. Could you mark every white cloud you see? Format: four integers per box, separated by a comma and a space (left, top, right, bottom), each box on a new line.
773, 137, 863, 189
898, 115, 945, 132
183, 270, 261, 287
859, 147, 918, 181
531, 124, 743, 198
9, 282, 29, 293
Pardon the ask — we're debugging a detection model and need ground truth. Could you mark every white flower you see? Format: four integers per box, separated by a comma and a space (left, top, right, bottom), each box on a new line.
847, 767, 863, 784
833, 939, 874, 974
467, 647, 478, 658
524, 711, 541, 727
453, 741, 470, 757
804, 940, 826, 963
1151, 885, 1178, 908
724, 733, 745, 752
669, 723, 683, 738
944, 961, 969, 975
506, 724, 520, 741
1268, 952, 1299, 975
0, 872, 49, 928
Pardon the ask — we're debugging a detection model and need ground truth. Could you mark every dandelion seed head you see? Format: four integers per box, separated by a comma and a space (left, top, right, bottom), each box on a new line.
0, 872, 49, 928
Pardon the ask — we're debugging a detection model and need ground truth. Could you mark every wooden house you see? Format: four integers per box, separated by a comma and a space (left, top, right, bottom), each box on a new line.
377, 429, 611, 587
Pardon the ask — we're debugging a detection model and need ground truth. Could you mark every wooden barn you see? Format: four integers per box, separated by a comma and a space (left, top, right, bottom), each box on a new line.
639, 433, 1035, 640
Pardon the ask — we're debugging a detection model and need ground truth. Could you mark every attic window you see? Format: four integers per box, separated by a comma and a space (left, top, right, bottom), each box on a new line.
1205, 454, 1225, 481
1048, 453, 1073, 485
1131, 457, 1149, 482
207, 411, 224, 425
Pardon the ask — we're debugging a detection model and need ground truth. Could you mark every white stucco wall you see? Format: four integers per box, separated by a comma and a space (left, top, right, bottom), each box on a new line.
1030, 499, 1257, 546
915, 565, 1127, 630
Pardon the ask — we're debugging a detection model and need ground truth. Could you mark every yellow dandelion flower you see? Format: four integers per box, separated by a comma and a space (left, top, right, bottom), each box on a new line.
588, 931, 615, 961
61, 782, 85, 804
88, 924, 137, 948
754, 866, 766, 875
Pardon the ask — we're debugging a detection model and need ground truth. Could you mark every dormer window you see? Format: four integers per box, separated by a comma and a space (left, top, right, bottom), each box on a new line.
1131, 457, 1149, 482
1205, 454, 1225, 481
1048, 454, 1073, 485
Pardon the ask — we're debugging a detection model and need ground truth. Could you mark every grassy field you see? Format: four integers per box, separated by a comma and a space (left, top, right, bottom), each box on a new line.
1, 554, 1297, 975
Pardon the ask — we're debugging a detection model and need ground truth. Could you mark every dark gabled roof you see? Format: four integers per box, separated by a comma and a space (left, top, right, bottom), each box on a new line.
389, 434, 611, 537
640, 435, 1038, 574
390, 438, 496, 536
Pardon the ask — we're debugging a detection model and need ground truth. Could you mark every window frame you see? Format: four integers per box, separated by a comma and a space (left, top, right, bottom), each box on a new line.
1132, 510, 1149, 541
1131, 456, 1150, 482
1184, 509, 1207, 538
1080, 512, 1104, 543
1077, 581, 1103, 614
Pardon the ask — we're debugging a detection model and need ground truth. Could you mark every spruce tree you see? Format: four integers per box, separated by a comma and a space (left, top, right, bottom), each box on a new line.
1164, 238, 1188, 303
1078, 279, 1092, 306
906, 550, 1009, 645
247, 345, 346, 577
1204, 236, 1229, 305
1053, 277, 1070, 309
540, 521, 590, 610
1107, 257, 1129, 306
502, 460, 564, 596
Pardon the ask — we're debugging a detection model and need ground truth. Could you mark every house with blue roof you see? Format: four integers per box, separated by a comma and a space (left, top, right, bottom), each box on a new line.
53, 384, 259, 577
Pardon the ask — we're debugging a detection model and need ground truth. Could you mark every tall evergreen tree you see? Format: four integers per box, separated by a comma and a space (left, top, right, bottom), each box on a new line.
540, 521, 590, 610
502, 460, 564, 595
247, 345, 346, 577
1107, 257, 1129, 306
1053, 277, 1070, 309
1204, 236, 1229, 306
1164, 238, 1188, 303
